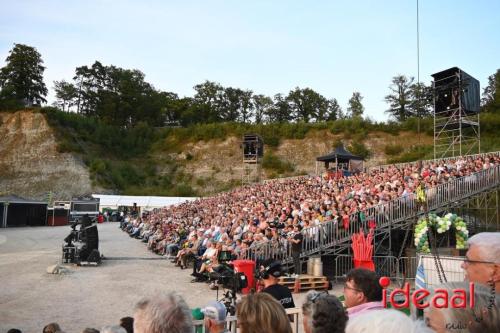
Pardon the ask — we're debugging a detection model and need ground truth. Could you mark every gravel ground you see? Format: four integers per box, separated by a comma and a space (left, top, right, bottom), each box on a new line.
0, 223, 343, 333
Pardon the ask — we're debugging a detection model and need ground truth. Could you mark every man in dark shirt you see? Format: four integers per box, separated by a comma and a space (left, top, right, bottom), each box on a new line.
259, 260, 295, 310
289, 224, 303, 276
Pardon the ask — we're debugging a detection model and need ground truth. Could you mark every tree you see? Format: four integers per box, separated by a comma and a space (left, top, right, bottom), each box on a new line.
239, 89, 254, 123
384, 75, 414, 121
221, 87, 243, 122
53, 80, 77, 112
326, 98, 341, 121
267, 94, 293, 123
0, 43, 48, 108
347, 91, 364, 118
286, 87, 330, 122
408, 82, 433, 117
252, 94, 273, 123
193, 80, 225, 122
481, 69, 500, 113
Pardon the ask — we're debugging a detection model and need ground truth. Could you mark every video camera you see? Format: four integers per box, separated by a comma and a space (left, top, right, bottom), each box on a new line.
210, 263, 248, 292
210, 263, 248, 315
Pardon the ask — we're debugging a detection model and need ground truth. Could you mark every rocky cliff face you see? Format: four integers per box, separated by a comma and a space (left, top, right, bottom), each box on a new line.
0, 110, 433, 199
0, 111, 94, 200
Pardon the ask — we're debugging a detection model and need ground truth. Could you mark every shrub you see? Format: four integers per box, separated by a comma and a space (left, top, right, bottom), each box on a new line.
348, 140, 371, 159
384, 144, 404, 156
262, 152, 294, 174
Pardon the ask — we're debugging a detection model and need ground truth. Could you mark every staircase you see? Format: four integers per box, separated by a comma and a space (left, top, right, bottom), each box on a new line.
245, 163, 500, 265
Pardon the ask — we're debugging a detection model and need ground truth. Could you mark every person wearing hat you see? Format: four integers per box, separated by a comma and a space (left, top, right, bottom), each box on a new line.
201, 301, 230, 333
259, 260, 295, 310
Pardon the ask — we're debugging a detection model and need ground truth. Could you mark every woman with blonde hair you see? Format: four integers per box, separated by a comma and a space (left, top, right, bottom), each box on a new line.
236, 292, 292, 333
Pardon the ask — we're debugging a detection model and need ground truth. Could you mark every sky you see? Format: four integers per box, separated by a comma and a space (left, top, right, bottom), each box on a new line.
0, 0, 499, 121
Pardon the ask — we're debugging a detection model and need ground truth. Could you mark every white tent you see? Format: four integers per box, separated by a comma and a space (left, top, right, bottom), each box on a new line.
92, 194, 198, 210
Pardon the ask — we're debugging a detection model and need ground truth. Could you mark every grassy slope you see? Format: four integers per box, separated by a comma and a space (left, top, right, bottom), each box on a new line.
34, 108, 500, 196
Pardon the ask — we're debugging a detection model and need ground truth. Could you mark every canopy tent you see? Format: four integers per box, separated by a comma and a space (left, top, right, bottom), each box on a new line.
91, 194, 197, 211
0, 195, 48, 228
315, 145, 365, 175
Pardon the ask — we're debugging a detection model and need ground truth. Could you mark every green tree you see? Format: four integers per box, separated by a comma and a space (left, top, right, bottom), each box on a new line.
252, 94, 273, 124
221, 87, 243, 122
287, 87, 330, 122
482, 69, 500, 113
239, 89, 254, 123
326, 98, 341, 121
53, 80, 77, 112
408, 82, 433, 118
267, 93, 293, 123
347, 91, 364, 118
0, 43, 48, 108
384, 75, 414, 121
193, 80, 224, 122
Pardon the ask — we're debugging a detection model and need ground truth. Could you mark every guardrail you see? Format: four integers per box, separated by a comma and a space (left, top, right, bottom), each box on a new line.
245, 164, 500, 262
368, 151, 500, 172
193, 307, 302, 333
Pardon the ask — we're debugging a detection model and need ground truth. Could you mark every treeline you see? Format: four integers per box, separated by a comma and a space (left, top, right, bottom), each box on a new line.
1, 43, 499, 128
52, 61, 354, 127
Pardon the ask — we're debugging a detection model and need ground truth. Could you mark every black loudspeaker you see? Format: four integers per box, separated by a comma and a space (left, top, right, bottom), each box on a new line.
243, 134, 264, 158
432, 67, 480, 113
82, 225, 99, 251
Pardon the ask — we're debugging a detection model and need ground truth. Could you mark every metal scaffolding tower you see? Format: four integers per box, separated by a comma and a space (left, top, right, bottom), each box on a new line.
241, 134, 263, 185
432, 67, 481, 158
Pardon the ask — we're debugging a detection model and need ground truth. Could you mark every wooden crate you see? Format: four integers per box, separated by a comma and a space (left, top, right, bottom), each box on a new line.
278, 274, 329, 293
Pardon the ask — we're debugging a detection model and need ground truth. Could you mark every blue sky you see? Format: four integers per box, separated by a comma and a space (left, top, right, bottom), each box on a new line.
1, 0, 499, 121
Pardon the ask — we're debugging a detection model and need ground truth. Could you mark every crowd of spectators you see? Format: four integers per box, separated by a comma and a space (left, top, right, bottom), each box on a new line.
119, 154, 499, 278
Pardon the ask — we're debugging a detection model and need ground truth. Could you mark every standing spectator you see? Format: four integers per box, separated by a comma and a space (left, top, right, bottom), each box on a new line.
289, 225, 303, 276
236, 293, 292, 333
301, 291, 347, 333
259, 260, 295, 309
461, 232, 500, 293
201, 301, 230, 333
343, 268, 384, 318
133, 292, 193, 333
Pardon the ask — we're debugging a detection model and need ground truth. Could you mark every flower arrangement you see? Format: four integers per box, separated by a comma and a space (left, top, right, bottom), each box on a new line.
414, 213, 469, 253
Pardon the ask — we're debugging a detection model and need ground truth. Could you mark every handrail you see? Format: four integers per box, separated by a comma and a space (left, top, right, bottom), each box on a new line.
244, 164, 500, 262
368, 150, 500, 172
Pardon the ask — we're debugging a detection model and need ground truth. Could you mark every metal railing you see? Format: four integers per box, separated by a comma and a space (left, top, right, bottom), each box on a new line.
245, 164, 500, 262
369, 150, 500, 172
193, 307, 302, 333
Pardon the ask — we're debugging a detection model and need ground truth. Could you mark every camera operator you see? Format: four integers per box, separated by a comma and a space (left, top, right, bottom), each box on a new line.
258, 260, 295, 310
288, 224, 303, 277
